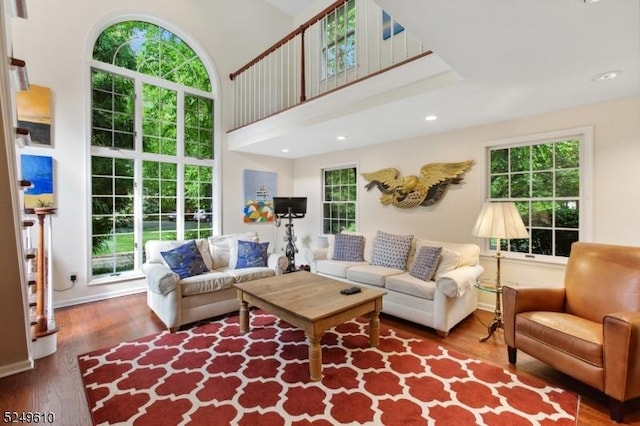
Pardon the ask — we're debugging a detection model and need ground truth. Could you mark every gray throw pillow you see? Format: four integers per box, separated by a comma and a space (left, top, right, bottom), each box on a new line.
409, 246, 442, 281
371, 231, 413, 269
333, 233, 365, 262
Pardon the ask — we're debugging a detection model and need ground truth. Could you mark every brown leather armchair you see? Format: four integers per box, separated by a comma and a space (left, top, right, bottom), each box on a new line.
503, 242, 640, 423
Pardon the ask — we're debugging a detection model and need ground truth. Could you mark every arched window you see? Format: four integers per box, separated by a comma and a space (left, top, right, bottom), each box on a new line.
89, 20, 217, 282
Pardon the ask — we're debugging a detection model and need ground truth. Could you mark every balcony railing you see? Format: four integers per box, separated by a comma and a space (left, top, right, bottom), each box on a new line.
229, 0, 430, 130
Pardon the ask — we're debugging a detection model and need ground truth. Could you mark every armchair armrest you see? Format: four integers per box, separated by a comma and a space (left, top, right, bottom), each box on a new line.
313, 248, 328, 261
502, 286, 566, 346
142, 263, 180, 295
603, 312, 640, 401
436, 264, 484, 298
268, 253, 288, 275
502, 286, 566, 314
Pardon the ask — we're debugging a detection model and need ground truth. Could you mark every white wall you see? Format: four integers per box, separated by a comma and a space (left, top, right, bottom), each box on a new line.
9, 0, 640, 312
293, 96, 640, 309
10, 0, 295, 307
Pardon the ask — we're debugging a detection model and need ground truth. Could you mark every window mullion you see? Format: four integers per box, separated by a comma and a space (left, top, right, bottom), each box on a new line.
133, 157, 143, 268
176, 90, 185, 240
133, 79, 144, 268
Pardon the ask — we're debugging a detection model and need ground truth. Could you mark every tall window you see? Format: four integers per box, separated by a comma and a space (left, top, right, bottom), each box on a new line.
90, 21, 216, 280
321, 0, 356, 78
484, 128, 592, 260
323, 166, 357, 234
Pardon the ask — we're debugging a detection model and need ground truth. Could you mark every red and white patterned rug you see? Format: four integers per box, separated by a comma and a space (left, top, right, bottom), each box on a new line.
78, 311, 578, 425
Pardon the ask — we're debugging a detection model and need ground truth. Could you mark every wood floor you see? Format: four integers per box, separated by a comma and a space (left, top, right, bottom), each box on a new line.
0, 292, 638, 425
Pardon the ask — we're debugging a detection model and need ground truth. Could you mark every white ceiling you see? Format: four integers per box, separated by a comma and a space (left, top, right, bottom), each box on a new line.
236, 0, 640, 159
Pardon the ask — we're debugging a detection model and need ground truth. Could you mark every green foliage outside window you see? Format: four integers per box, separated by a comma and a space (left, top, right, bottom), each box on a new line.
323, 166, 357, 234
93, 21, 211, 91
488, 139, 580, 258
91, 70, 135, 149
90, 21, 214, 277
184, 94, 214, 160
91, 156, 135, 275
323, 0, 356, 78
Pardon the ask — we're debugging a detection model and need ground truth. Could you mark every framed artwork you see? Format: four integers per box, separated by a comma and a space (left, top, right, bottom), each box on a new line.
21, 154, 54, 209
17, 84, 52, 147
243, 170, 277, 223
382, 11, 404, 40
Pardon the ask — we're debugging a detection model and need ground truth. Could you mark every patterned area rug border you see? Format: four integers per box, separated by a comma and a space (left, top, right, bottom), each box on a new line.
78, 311, 579, 425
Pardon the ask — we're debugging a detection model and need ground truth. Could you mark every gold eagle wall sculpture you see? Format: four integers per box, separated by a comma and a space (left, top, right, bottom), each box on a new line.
362, 160, 473, 208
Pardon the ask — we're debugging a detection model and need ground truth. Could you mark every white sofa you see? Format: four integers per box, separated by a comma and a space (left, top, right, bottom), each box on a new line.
143, 232, 287, 331
313, 231, 484, 336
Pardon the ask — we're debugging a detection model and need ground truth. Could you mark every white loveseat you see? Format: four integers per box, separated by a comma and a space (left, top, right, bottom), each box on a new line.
143, 232, 287, 331
313, 231, 484, 336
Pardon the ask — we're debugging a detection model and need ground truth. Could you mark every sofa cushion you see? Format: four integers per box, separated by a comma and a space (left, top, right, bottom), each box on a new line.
386, 272, 437, 300
346, 264, 404, 287
516, 311, 603, 367
316, 260, 367, 278
414, 239, 479, 268
180, 271, 236, 296
235, 240, 269, 269
146, 239, 214, 270
371, 231, 413, 270
409, 246, 442, 281
224, 267, 276, 283
413, 239, 480, 279
208, 232, 259, 269
327, 231, 376, 262
333, 233, 365, 262
161, 240, 210, 279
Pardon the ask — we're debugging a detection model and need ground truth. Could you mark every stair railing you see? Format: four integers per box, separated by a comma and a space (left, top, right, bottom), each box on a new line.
229, 0, 430, 130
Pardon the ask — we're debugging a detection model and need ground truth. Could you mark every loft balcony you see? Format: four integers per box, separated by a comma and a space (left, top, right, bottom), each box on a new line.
228, 0, 639, 159
227, 0, 460, 158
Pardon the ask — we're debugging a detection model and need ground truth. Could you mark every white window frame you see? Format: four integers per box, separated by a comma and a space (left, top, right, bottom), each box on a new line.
479, 126, 593, 264
322, 163, 359, 235
86, 17, 221, 285
320, 0, 357, 80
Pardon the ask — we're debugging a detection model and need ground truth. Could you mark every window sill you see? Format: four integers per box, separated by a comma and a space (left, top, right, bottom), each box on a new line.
89, 270, 145, 286
479, 252, 567, 268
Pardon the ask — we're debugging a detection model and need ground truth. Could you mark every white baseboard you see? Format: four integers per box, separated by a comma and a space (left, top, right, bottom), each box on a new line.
0, 358, 33, 379
477, 301, 494, 312
53, 286, 147, 309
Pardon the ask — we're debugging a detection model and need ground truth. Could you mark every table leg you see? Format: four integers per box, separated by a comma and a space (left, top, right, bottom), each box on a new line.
479, 290, 503, 342
307, 333, 322, 382
239, 299, 249, 334
369, 311, 381, 347
479, 317, 502, 342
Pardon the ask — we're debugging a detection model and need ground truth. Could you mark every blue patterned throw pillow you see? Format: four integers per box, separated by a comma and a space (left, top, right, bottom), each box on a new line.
160, 240, 209, 279
333, 233, 365, 262
371, 231, 413, 269
409, 246, 442, 281
235, 240, 269, 269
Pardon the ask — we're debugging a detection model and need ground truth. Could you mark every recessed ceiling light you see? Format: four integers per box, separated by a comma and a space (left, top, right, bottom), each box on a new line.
424, 115, 438, 121
281, 148, 289, 153
584, 0, 602, 3
336, 135, 347, 141
590, 70, 622, 82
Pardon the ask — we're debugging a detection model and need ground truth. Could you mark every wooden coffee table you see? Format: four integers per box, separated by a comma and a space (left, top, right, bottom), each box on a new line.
234, 271, 386, 382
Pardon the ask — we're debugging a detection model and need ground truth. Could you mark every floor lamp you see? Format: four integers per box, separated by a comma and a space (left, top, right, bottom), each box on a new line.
472, 201, 529, 341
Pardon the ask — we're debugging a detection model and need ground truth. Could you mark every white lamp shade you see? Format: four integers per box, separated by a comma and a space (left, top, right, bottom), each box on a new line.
472, 201, 529, 239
